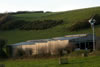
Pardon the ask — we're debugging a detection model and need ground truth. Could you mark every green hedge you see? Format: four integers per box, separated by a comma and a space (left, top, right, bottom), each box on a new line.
0, 20, 63, 30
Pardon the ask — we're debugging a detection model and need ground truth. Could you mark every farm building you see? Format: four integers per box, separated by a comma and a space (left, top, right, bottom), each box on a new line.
7, 34, 96, 57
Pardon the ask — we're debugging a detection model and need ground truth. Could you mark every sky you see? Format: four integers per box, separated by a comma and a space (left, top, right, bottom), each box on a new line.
0, 0, 100, 13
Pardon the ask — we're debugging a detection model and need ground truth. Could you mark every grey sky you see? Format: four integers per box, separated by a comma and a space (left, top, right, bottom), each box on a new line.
0, 0, 100, 13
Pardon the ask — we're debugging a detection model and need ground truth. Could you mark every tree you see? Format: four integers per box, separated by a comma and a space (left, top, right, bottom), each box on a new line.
0, 39, 7, 58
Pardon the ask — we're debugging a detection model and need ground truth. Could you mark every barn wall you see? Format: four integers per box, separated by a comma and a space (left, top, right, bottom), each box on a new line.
11, 40, 69, 57
10, 34, 95, 57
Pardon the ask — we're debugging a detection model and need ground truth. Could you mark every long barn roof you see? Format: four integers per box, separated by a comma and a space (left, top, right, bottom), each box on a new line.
10, 34, 94, 46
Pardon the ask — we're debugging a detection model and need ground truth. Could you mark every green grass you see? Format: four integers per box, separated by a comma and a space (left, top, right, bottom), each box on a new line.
0, 7, 100, 44
12, 12, 58, 21
0, 56, 100, 67
0, 25, 100, 44
1, 7, 100, 67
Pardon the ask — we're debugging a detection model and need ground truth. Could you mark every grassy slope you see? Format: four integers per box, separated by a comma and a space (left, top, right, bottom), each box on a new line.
1, 56, 100, 67
0, 7, 100, 44
12, 12, 58, 21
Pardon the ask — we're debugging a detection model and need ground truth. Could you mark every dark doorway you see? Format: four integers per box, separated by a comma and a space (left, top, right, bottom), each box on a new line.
88, 42, 93, 49
80, 43, 85, 49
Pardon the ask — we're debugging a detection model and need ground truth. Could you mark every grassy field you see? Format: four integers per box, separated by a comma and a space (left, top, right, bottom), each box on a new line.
0, 7, 100, 67
12, 12, 58, 21
0, 7, 100, 44
0, 56, 100, 67
0, 24, 100, 44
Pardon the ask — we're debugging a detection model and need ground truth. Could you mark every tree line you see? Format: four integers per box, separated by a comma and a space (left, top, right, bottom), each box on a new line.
0, 11, 52, 15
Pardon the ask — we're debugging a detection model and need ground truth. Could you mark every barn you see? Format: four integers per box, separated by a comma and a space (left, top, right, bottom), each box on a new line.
7, 34, 95, 57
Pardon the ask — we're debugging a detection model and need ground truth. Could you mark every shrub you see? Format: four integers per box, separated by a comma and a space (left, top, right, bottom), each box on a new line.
69, 19, 90, 31
0, 20, 27, 30
0, 19, 63, 30
0, 39, 8, 58
69, 14, 100, 31
0, 14, 12, 26
69, 50, 89, 57
20, 20, 63, 30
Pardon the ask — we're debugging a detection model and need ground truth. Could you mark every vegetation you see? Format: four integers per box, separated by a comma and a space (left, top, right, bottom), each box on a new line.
0, 7, 100, 44
69, 14, 100, 31
0, 14, 12, 26
0, 39, 7, 58
0, 56, 100, 67
1, 50, 100, 67
20, 20, 63, 30
0, 20, 63, 30
0, 7, 100, 67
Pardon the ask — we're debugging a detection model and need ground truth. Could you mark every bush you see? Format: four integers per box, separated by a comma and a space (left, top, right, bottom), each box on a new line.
0, 39, 8, 58
0, 14, 12, 26
0, 20, 63, 30
89, 51, 100, 56
20, 20, 63, 30
69, 50, 89, 57
69, 14, 100, 31
0, 20, 27, 30
69, 19, 90, 31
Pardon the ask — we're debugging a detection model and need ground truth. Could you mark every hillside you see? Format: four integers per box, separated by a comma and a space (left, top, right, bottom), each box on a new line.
0, 7, 100, 44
